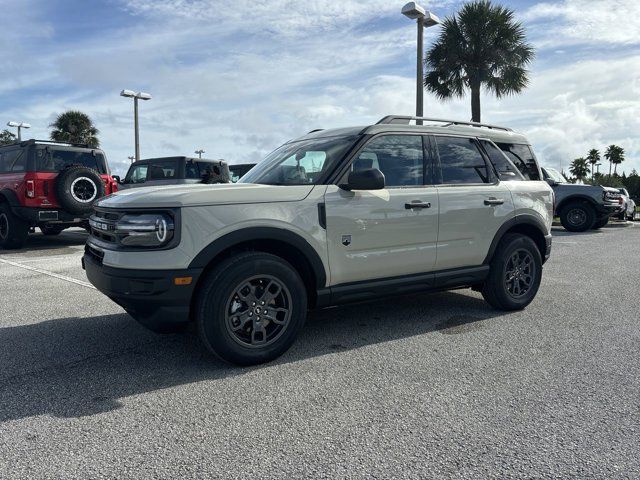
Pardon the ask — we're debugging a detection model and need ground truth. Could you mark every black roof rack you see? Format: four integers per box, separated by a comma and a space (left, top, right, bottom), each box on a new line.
376, 115, 513, 132
18, 139, 91, 148
307, 129, 324, 134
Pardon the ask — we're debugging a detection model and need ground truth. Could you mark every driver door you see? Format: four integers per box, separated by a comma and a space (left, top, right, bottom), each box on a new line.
324, 134, 439, 286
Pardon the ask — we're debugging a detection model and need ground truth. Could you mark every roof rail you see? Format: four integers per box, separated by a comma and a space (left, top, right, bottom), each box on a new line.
376, 115, 513, 132
307, 128, 324, 134
19, 139, 91, 148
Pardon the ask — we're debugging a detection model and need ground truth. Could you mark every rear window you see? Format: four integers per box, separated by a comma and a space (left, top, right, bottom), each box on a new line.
494, 143, 540, 180
480, 140, 524, 181
35, 147, 107, 174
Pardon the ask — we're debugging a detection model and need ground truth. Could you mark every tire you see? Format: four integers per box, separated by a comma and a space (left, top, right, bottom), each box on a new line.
481, 233, 543, 311
195, 252, 308, 366
40, 225, 65, 236
55, 165, 105, 215
592, 217, 609, 229
559, 202, 596, 232
0, 203, 28, 249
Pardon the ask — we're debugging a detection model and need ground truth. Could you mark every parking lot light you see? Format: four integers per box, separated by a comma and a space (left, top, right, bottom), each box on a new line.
6, 121, 31, 141
402, 2, 441, 124
195, 149, 205, 159
120, 89, 152, 162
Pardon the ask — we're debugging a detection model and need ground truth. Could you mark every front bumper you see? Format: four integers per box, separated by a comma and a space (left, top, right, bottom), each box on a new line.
596, 202, 624, 216
11, 206, 90, 226
82, 248, 202, 330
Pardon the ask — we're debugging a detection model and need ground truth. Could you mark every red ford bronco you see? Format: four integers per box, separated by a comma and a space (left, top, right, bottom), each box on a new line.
0, 139, 117, 249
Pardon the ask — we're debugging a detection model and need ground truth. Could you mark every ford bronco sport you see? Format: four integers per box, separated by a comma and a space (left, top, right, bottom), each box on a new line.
0, 139, 117, 249
83, 116, 553, 365
541, 167, 623, 231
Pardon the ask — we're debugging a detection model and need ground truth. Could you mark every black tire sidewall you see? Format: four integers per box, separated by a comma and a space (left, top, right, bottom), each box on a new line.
0, 203, 28, 249
485, 235, 543, 310
55, 166, 105, 215
560, 202, 595, 232
196, 253, 307, 366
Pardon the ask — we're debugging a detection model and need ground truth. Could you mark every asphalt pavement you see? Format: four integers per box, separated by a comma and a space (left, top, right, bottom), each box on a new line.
0, 225, 638, 479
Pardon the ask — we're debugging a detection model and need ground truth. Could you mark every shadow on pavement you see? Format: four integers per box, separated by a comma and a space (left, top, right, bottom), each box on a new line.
0, 230, 88, 256
0, 290, 502, 422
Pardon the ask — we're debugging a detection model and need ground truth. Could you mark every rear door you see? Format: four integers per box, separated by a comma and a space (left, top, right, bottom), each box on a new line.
432, 135, 514, 270
324, 133, 439, 285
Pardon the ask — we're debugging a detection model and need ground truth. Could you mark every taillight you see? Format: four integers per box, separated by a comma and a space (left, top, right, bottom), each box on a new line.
26, 180, 35, 198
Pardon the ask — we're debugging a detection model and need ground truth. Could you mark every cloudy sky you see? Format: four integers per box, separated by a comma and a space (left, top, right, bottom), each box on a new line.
1, 0, 639, 176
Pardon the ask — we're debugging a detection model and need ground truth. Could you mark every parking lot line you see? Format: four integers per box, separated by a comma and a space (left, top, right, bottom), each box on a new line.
0, 258, 95, 289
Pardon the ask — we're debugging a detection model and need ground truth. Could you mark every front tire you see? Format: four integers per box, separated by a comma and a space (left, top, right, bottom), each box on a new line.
481, 233, 543, 311
0, 203, 28, 249
559, 202, 596, 232
195, 252, 308, 366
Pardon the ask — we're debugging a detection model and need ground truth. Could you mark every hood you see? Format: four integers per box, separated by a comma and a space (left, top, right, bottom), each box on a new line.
95, 183, 315, 209
558, 183, 618, 194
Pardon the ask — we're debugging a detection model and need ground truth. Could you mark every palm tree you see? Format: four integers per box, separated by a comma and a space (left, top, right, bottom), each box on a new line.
604, 145, 624, 176
0, 129, 17, 145
424, 0, 534, 122
49, 110, 100, 147
586, 148, 600, 182
569, 157, 589, 184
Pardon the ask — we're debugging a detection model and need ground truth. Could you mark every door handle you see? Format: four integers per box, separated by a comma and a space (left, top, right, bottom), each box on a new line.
484, 198, 504, 206
405, 201, 431, 209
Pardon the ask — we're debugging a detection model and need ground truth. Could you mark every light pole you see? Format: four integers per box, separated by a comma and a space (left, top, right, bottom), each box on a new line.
7, 121, 31, 141
195, 149, 205, 159
120, 90, 152, 162
128, 155, 135, 164
402, 2, 440, 124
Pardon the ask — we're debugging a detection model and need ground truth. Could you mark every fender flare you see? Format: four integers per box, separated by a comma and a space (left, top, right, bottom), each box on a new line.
188, 226, 327, 288
0, 189, 20, 207
484, 215, 549, 264
555, 195, 598, 214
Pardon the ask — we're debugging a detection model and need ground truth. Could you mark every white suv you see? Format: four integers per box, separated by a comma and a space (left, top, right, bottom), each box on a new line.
83, 116, 554, 365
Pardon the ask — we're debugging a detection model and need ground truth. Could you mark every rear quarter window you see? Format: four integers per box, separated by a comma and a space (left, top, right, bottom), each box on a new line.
494, 143, 541, 180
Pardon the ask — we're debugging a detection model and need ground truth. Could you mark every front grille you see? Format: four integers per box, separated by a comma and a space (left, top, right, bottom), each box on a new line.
89, 208, 122, 244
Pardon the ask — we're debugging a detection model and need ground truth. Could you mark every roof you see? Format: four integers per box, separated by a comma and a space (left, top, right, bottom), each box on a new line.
133, 156, 226, 164
294, 116, 531, 145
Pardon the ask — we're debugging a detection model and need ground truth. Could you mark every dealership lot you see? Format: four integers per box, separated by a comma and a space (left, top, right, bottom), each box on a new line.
0, 225, 638, 478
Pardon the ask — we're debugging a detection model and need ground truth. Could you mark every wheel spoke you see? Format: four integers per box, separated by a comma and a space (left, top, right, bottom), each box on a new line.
263, 307, 289, 325
251, 322, 267, 345
259, 280, 282, 304
230, 311, 252, 332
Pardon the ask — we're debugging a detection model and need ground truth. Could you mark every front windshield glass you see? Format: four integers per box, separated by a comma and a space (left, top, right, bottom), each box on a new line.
544, 167, 567, 183
240, 135, 358, 185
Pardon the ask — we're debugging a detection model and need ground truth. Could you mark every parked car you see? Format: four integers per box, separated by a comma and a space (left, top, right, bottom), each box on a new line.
539, 167, 623, 232
228, 163, 256, 183
116, 156, 230, 189
83, 115, 554, 365
616, 188, 636, 220
0, 139, 117, 249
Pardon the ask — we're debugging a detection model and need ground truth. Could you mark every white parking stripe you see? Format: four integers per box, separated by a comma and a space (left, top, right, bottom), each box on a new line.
0, 258, 95, 289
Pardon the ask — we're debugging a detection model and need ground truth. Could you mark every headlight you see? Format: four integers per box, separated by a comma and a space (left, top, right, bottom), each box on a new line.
115, 213, 175, 247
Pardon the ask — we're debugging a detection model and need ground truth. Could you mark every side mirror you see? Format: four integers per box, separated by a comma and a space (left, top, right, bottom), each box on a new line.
545, 178, 557, 187
112, 175, 121, 183
342, 168, 385, 191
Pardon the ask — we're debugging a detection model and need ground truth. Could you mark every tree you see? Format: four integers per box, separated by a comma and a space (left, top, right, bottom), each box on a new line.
49, 110, 100, 147
424, 0, 534, 122
604, 145, 624, 176
569, 157, 589, 183
0, 129, 17, 145
586, 148, 600, 182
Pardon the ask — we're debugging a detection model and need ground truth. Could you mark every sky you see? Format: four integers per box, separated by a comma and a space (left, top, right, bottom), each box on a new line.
0, 0, 639, 177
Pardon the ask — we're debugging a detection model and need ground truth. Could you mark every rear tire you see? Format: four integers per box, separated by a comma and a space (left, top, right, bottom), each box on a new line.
559, 202, 596, 232
481, 233, 543, 311
195, 252, 307, 366
0, 203, 28, 250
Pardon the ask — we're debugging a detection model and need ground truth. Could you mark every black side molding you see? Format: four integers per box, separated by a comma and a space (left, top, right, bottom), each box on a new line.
317, 203, 326, 229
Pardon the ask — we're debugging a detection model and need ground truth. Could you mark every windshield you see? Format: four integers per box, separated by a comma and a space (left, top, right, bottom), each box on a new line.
240, 135, 358, 185
36, 147, 107, 174
544, 167, 568, 183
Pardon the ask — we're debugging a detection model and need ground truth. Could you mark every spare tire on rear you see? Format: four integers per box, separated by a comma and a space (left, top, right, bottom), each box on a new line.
55, 165, 105, 215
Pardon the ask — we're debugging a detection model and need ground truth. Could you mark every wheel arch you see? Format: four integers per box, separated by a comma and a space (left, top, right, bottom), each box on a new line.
188, 227, 327, 308
0, 189, 20, 207
484, 216, 549, 265
556, 195, 598, 214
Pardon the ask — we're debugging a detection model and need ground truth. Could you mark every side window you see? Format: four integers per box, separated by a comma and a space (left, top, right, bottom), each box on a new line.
128, 165, 148, 183
495, 143, 541, 180
0, 150, 24, 173
0, 153, 5, 173
479, 140, 523, 181
435, 136, 489, 184
147, 160, 176, 180
353, 135, 424, 187
185, 161, 200, 179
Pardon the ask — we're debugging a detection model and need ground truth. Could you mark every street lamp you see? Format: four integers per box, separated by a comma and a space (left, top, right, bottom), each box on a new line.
128, 155, 135, 164
120, 89, 152, 162
195, 149, 205, 159
402, 2, 440, 124
7, 121, 31, 141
